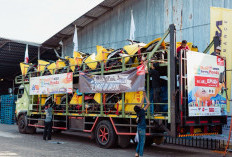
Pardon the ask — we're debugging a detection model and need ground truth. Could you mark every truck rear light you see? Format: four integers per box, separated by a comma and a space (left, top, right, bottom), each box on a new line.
186, 121, 195, 124
200, 121, 208, 124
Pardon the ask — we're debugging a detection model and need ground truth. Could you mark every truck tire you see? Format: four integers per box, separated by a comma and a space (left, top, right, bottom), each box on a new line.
18, 115, 36, 134
95, 120, 116, 148
117, 135, 130, 148
18, 115, 27, 134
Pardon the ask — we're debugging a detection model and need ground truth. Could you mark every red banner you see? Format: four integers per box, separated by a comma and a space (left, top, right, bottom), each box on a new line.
195, 76, 219, 87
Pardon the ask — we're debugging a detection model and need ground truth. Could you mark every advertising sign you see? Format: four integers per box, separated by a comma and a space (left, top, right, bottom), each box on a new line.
187, 51, 226, 116
210, 7, 232, 113
30, 73, 73, 95
79, 65, 145, 93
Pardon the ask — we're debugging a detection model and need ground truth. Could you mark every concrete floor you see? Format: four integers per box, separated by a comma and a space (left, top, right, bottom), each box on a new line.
0, 124, 230, 157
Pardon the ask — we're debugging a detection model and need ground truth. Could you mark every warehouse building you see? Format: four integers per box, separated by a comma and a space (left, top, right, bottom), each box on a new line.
43, 0, 232, 56
1, 0, 232, 94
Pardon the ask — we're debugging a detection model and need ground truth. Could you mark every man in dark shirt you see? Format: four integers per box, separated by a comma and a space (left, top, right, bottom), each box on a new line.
145, 61, 160, 113
134, 92, 150, 157
43, 96, 56, 141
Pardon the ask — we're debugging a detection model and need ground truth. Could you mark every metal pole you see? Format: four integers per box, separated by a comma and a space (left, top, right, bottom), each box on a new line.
203, 40, 214, 54
148, 29, 170, 59
169, 24, 177, 137
122, 57, 125, 118
38, 47, 40, 60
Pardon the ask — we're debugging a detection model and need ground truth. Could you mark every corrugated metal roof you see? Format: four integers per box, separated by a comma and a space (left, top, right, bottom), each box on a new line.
42, 0, 126, 48
0, 37, 57, 81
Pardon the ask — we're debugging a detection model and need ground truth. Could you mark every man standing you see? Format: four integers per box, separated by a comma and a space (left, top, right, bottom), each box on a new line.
145, 61, 160, 113
43, 96, 56, 141
176, 40, 189, 57
134, 92, 150, 157
211, 46, 221, 56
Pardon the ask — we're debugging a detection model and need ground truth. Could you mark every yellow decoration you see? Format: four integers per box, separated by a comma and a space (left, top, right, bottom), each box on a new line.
47, 62, 56, 74
143, 37, 166, 49
54, 94, 64, 104
84, 53, 98, 70
20, 62, 30, 75
94, 93, 101, 104
37, 60, 50, 72
73, 51, 83, 66
115, 91, 143, 113
70, 92, 82, 104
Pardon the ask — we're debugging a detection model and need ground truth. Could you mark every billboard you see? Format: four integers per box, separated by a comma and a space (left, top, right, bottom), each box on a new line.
187, 51, 226, 117
79, 65, 145, 93
30, 73, 73, 95
210, 7, 232, 113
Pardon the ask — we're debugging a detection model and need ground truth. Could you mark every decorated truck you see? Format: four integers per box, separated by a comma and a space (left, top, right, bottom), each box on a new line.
15, 25, 227, 148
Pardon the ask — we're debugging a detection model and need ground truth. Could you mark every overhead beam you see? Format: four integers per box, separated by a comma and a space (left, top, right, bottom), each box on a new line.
98, 5, 113, 10
83, 15, 98, 20
71, 24, 83, 29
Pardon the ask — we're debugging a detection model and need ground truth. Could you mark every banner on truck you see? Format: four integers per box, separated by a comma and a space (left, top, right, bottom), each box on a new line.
79, 65, 145, 93
187, 51, 226, 117
210, 7, 232, 113
30, 73, 73, 95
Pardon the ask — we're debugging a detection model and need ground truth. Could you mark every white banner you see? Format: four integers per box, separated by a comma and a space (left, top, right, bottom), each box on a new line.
187, 51, 226, 117
30, 73, 73, 95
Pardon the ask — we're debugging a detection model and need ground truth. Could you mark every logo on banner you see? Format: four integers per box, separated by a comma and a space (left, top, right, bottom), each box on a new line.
136, 65, 145, 75
209, 108, 214, 112
217, 56, 224, 66
195, 76, 219, 87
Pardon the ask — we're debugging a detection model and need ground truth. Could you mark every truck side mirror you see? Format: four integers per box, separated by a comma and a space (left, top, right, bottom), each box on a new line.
8, 88, 13, 94
219, 72, 224, 83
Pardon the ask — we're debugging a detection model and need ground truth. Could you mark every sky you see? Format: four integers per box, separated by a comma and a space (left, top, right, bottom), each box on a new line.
0, 0, 104, 43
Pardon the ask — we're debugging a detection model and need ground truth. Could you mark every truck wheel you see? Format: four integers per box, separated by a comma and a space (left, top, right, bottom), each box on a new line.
18, 115, 27, 134
18, 115, 36, 134
153, 136, 164, 145
95, 120, 116, 148
117, 135, 130, 148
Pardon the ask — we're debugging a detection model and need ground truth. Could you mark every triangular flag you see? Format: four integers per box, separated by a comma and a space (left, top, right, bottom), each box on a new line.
73, 25, 83, 66
24, 44, 29, 63
130, 10, 136, 41
73, 26, 78, 52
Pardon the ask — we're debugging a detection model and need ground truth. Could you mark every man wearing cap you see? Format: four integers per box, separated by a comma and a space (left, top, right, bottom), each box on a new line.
211, 46, 221, 56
